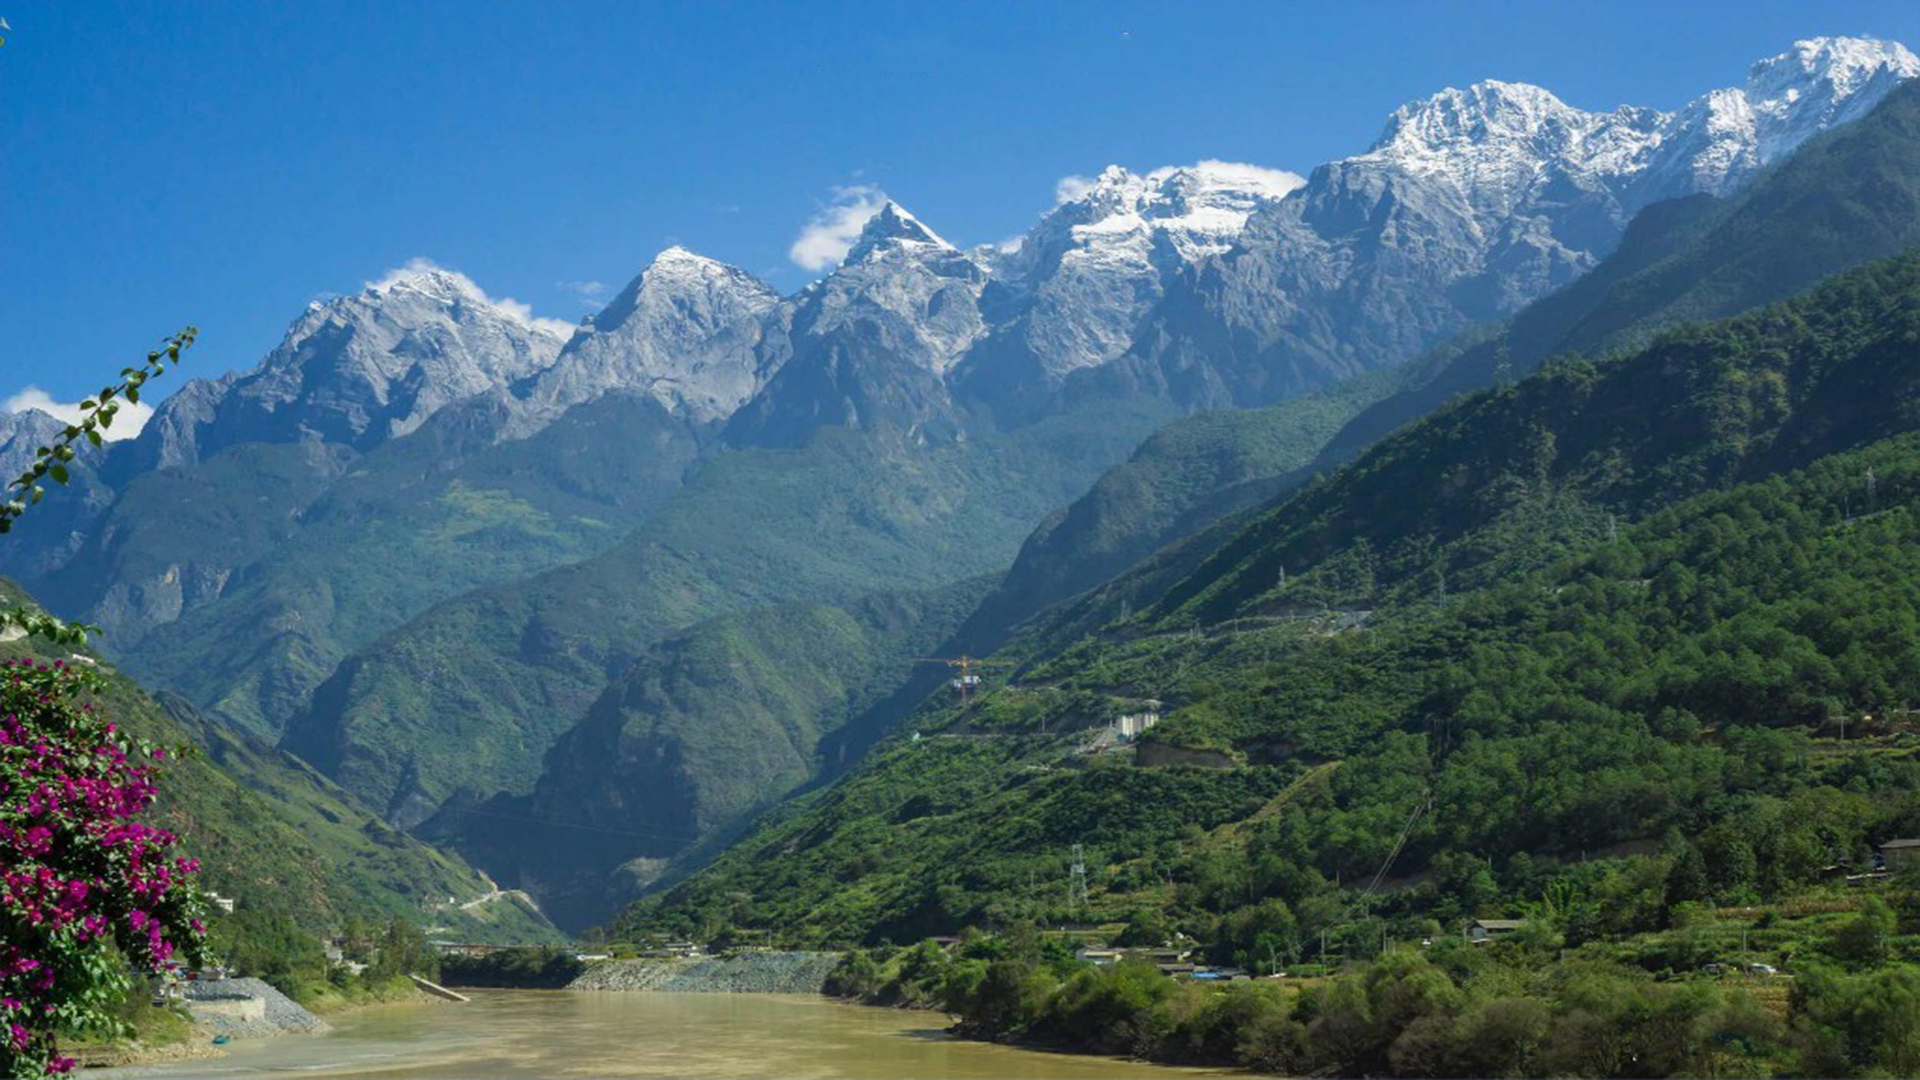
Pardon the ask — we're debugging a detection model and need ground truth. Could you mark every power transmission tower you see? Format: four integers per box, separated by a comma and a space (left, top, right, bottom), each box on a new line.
1067, 844, 1089, 911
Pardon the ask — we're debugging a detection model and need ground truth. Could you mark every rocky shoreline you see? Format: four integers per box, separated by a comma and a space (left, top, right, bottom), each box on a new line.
181, 976, 332, 1040
568, 951, 843, 994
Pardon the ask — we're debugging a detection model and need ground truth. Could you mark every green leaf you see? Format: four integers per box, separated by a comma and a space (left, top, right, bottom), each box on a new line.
49, 463, 69, 484
85, 428, 103, 447
126, 386, 140, 404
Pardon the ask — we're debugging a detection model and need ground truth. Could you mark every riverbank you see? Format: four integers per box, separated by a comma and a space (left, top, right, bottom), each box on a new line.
75, 979, 432, 1072
182, 977, 332, 1040
568, 951, 843, 994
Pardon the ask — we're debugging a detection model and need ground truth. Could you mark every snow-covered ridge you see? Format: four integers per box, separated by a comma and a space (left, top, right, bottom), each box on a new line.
1361, 35, 1918, 207
97, 34, 1917, 459
130, 259, 570, 468
1028, 160, 1305, 263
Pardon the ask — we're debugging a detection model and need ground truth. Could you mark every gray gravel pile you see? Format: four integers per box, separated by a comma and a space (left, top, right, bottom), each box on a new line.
569, 952, 842, 994
181, 977, 332, 1039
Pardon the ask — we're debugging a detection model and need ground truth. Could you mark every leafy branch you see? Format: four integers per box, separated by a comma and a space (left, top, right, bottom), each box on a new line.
0, 609, 97, 647
0, 326, 196, 535
0, 327, 195, 647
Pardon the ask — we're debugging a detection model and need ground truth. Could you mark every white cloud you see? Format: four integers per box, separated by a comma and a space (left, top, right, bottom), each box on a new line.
364, 257, 464, 295
366, 258, 576, 339
1054, 174, 1097, 204
1170, 159, 1306, 196
500, 302, 577, 339
4, 386, 153, 440
788, 185, 889, 271
1054, 161, 1304, 206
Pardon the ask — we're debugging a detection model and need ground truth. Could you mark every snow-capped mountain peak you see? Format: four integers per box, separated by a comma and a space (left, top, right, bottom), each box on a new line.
1752, 36, 1920, 100
843, 201, 955, 265
131, 264, 569, 469
1020, 158, 1304, 273
362, 261, 487, 303
1737, 36, 1920, 166
1371, 79, 1588, 161
953, 158, 1305, 386
509, 248, 781, 428
646, 244, 726, 274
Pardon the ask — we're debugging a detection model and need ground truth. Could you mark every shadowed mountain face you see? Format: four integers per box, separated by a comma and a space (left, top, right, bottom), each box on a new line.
0, 38, 1910, 934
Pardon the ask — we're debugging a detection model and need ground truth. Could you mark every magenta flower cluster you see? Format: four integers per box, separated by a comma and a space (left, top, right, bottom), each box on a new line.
1, 660, 207, 1077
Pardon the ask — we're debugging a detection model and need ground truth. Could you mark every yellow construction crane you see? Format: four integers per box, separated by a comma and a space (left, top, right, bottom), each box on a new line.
913, 654, 1014, 701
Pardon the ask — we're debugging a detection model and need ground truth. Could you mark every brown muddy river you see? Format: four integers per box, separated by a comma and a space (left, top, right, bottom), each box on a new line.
91, 989, 1230, 1078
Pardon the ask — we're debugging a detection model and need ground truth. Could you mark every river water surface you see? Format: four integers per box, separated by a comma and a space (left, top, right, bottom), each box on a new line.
91, 990, 1227, 1079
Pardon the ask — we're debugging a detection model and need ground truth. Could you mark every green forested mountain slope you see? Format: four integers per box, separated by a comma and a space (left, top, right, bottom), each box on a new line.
619, 257, 1919, 946
945, 364, 1419, 655
1322, 77, 1920, 464
1149, 254, 1917, 631
424, 575, 993, 932
285, 402, 1175, 826
56, 391, 706, 740
626, 435, 1917, 949
0, 580, 560, 945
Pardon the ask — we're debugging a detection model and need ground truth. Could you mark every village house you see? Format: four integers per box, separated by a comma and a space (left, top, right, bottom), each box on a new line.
1878, 838, 1919, 870
1466, 918, 1526, 943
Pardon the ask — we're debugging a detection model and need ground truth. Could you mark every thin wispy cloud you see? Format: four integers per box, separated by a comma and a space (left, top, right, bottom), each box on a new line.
4, 386, 153, 440
557, 280, 610, 308
789, 185, 889, 271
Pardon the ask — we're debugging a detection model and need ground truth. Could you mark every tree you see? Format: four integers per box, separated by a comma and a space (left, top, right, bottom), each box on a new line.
1114, 908, 1171, 948
0, 661, 207, 1076
1828, 897, 1895, 967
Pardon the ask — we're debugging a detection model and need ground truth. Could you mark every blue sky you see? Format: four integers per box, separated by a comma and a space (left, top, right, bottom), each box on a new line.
3, 0, 1915, 422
